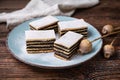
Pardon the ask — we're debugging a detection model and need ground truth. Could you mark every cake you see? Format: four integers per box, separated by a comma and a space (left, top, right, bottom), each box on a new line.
29, 16, 59, 32
25, 30, 56, 53
58, 19, 88, 37
54, 31, 83, 60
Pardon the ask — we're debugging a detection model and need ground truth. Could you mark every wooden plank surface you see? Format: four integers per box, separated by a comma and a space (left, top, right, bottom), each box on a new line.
0, 0, 120, 80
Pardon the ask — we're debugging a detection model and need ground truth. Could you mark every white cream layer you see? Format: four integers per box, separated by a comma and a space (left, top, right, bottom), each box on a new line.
54, 31, 83, 48
29, 16, 58, 29
25, 30, 56, 41
58, 19, 88, 31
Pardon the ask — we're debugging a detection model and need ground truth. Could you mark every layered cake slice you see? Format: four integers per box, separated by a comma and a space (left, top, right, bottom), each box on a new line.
58, 19, 88, 37
25, 30, 56, 53
29, 16, 59, 32
54, 31, 83, 60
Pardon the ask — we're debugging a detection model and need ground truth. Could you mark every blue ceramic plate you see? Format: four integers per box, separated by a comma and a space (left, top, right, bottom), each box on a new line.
7, 16, 103, 69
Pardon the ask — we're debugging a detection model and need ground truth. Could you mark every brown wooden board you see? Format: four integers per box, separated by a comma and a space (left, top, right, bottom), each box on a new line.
0, 0, 120, 79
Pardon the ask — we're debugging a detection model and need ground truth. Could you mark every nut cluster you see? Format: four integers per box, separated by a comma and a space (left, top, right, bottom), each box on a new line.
78, 24, 120, 59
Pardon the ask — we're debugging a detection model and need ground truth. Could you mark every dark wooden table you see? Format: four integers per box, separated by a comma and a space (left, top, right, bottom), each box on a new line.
0, 0, 120, 80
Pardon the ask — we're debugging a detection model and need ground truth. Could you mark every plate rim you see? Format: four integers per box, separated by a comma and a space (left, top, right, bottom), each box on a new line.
6, 16, 103, 69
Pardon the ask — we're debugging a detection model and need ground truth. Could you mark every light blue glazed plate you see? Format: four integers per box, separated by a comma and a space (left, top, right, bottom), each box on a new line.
7, 16, 103, 69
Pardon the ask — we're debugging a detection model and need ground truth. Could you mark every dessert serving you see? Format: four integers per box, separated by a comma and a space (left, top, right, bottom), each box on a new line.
27, 16, 88, 60
8, 16, 103, 68
58, 19, 88, 37
29, 16, 59, 32
25, 30, 56, 53
54, 31, 83, 60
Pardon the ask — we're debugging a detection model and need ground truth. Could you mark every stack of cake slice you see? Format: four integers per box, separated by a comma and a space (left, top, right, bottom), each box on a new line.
54, 31, 83, 60
29, 16, 59, 32
58, 19, 88, 37
25, 30, 56, 53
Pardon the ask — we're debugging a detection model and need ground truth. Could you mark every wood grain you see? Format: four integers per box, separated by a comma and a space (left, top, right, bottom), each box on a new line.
0, 0, 120, 80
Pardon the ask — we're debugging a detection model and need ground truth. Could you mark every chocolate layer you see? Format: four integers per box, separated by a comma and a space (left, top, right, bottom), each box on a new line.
43, 24, 57, 29
26, 47, 53, 50
54, 50, 77, 60
60, 30, 87, 36
27, 49, 53, 53
54, 42, 79, 52
26, 39, 55, 42
61, 28, 87, 32
26, 41, 54, 45
27, 45, 53, 48
54, 39, 81, 50
54, 46, 78, 55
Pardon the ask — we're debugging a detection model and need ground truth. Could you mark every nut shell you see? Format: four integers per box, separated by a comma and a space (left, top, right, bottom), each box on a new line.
103, 44, 115, 59
102, 24, 113, 34
79, 39, 92, 54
